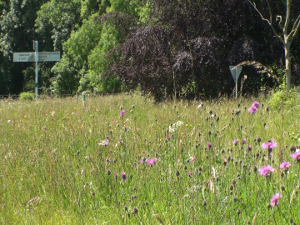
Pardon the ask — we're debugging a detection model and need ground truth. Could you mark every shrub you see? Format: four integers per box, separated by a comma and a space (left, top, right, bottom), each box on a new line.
269, 88, 297, 110
19, 92, 35, 101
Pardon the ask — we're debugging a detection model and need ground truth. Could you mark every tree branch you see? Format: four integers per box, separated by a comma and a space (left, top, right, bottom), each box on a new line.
246, 0, 284, 44
290, 18, 300, 42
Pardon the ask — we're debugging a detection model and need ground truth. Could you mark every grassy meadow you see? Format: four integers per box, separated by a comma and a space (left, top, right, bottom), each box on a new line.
1, 93, 300, 224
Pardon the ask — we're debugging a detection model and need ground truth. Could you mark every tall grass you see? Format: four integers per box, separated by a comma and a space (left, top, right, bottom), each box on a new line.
0, 93, 300, 224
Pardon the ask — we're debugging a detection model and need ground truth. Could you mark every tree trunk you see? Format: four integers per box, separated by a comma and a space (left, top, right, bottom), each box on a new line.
284, 42, 291, 91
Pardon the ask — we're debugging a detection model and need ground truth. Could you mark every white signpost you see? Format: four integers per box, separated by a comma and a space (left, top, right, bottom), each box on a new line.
13, 41, 60, 100
229, 65, 243, 98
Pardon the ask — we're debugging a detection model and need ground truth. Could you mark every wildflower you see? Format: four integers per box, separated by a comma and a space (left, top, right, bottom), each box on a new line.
280, 161, 291, 169
258, 165, 275, 177
197, 103, 203, 109
190, 155, 196, 162
262, 141, 277, 149
242, 138, 246, 145
121, 172, 126, 181
146, 158, 158, 165
99, 138, 109, 146
7, 120, 11, 123
252, 101, 260, 108
139, 157, 146, 164
270, 193, 282, 207
233, 139, 238, 145
248, 106, 257, 114
119, 110, 126, 117
290, 152, 300, 161
207, 142, 212, 149
187, 171, 192, 177
247, 145, 252, 152
168, 121, 184, 133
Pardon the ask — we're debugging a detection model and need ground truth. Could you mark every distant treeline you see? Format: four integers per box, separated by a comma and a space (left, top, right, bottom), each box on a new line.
0, 0, 300, 98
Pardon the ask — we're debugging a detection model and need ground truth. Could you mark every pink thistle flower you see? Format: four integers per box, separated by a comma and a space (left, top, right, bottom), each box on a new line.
258, 165, 275, 177
270, 193, 282, 207
233, 139, 238, 145
119, 110, 126, 117
121, 172, 127, 181
187, 171, 192, 177
261, 141, 277, 149
248, 106, 257, 114
290, 152, 300, 161
247, 145, 252, 151
252, 101, 260, 108
146, 158, 158, 165
280, 161, 291, 169
190, 155, 196, 162
207, 142, 212, 149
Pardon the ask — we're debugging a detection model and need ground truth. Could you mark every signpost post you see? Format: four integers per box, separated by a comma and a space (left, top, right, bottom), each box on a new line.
229, 66, 243, 98
13, 41, 60, 100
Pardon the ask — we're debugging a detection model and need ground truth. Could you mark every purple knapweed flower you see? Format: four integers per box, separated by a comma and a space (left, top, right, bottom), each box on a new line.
290, 152, 300, 161
270, 193, 282, 207
146, 158, 158, 165
258, 165, 275, 177
248, 106, 257, 114
261, 141, 277, 149
7, 120, 11, 123
280, 161, 291, 169
233, 139, 238, 145
242, 138, 246, 145
119, 110, 126, 117
187, 171, 192, 177
252, 101, 260, 109
207, 142, 212, 149
121, 172, 127, 181
247, 145, 252, 152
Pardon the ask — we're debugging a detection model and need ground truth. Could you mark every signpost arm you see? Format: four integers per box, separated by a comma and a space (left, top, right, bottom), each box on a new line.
34, 41, 38, 101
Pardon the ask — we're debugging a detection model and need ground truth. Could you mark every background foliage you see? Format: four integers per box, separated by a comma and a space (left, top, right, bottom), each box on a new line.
0, 0, 300, 98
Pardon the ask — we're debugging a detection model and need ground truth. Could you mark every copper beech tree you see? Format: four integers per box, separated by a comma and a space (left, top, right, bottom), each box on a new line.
246, 0, 300, 91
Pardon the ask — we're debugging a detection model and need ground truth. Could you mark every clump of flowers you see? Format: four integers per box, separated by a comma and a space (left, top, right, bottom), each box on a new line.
248, 101, 259, 114
270, 193, 282, 207
258, 165, 275, 177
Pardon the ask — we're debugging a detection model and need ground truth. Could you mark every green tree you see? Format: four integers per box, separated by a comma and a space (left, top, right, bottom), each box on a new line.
0, 0, 48, 94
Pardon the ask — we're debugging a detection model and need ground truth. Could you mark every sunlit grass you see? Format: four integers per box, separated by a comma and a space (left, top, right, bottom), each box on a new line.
0, 93, 300, 224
